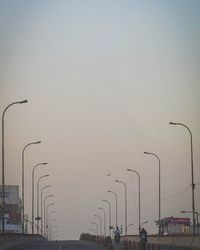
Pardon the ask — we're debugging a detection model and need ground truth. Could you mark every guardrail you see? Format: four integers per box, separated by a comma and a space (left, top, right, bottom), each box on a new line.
123, 239, 200, 250
122, 235, 200, 248
80, 233, 113, 249
0, 233, 45, 250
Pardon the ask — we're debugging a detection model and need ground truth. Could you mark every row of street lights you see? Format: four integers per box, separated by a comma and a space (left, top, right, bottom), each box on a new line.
1, 100, 57, 236
90, 121, 195, 236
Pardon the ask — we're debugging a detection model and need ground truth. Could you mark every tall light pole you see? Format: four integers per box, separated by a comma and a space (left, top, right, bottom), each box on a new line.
22, 140, 41, 233
144, 151, 161, 235
36, 174, 49, 234
141, 221, 148, 228
127, 169, 141, 233
170, 122, 195, 234
89, 228, 95, 235
102, 200, 111, 237
108, 190, 118, 228
94, 214, 102, 237
44, 195, 53, 237
47, 211, 56, 239
40, 185, 51, 235
1, 99, 28, 233
32, 162, 47, 234
91, 222, 98, 236
116, 179, 127, 235
98, 207, 106, 237
45, 202, 55, 238
127, 223, 134, 234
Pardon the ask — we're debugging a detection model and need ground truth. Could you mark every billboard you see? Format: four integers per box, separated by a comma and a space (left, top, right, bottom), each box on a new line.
166, 217, 190, 224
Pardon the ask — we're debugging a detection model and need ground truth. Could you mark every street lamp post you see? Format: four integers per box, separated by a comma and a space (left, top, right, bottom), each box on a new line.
102, 200, 111, 237
127, 223, 134, 234
36, 174, 49, 233
94, 214, 102, 237
22, 140, 41, 233
91, 222, 98, 237
98, 207, 106, 237
40, 185, 51, 235
1, 99, 28, 233
144, 151, 161, 235
170, 122, 195, 234
89, 228, 95, 235
116, 179, 127, 235
141, 221, 148, 228
45, 203, 55, 238
108, 190, 118, 228
32, 162, 47, 234
47, 211, 56, 239
43, 195, 53, 237
127, 169, 141, 233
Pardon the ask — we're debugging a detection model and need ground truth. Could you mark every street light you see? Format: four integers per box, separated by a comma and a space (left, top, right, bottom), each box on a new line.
141, 221, 148, 228
32, 162, 47, 234
128, 223, 133, 228
116, 179, 127, 235
170, 122, 195, 234
89, 228, 95, 235
180, 211, 198, 235
47, 211, 56, 239
94, 214, 102, 237
98, 207, 106, 237
45, 202, 55, 238
108, 190, 118, 228
91, 222, 98, 236
127, 223, 134, 234
40, 185, 51, 234
1, 99, 28, 233
127, 168, 141, 232
44, 195, 53, 237
36, 174, 49, 233
102, 200, 111, 237
22, 140, 41, 233
144, 151, 161, 235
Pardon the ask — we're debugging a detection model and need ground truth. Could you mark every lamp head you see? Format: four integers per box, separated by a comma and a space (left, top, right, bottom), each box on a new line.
126, 168, 131, 171
116, 179, 119, 182
19, 99, 28, 104
43, 162, 47, 165
144, 151, 149, 154
169, 122, 177, 125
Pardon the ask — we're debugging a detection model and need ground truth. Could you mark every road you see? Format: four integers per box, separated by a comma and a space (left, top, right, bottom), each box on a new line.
10, 240, 106, 250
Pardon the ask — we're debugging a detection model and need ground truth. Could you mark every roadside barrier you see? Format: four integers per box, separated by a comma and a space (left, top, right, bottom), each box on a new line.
123, 239, 200, 250
0, 233, 45, 250
80, 233, 113, 249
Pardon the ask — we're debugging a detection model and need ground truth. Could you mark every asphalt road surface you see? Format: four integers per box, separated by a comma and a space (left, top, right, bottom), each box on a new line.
11, 240, 106, 250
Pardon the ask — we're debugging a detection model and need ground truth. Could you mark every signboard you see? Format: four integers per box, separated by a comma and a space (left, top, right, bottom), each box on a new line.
166, 217, 190, 224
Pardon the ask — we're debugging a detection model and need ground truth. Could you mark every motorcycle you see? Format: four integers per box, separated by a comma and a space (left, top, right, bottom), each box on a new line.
114, 234, 120, 245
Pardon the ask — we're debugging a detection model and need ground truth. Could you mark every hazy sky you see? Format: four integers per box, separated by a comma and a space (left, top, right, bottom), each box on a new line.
0, 0, 200, 240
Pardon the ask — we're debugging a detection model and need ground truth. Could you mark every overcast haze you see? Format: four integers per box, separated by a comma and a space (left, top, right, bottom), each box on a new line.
0, 0, 200, 240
